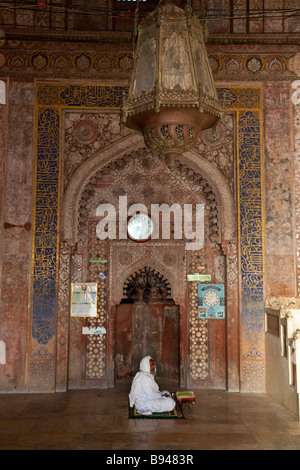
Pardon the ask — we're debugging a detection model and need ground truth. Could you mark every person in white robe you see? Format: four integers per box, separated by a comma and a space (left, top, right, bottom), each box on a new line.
129, 355, 176, 415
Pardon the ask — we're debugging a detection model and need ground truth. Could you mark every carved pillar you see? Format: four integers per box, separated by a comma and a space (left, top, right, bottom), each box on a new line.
55, 240, 75, 392
222, 239, 240, 391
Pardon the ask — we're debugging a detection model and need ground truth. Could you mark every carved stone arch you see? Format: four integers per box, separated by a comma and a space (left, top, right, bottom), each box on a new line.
62, 135, 236, 247
122, 265, 172, 302
110, 250, 185, 306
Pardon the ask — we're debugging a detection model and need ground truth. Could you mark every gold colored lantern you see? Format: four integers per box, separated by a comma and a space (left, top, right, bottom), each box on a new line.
120, 0, 222, 167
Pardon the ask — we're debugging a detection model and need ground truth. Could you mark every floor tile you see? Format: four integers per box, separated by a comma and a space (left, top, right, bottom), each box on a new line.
1, 387, 300, 450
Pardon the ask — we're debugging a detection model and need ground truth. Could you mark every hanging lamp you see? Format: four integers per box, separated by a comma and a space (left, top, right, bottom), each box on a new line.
120, 0, 222, 167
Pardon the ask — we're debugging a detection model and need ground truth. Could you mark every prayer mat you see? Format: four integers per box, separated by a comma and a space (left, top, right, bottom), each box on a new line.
129, 402, 184, 419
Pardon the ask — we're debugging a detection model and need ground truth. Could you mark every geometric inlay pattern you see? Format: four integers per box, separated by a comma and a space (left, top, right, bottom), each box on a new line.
188, 248, 209, 381
86, 221, 108, 380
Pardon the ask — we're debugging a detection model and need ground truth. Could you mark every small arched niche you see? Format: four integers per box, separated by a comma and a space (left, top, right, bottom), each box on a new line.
115, 266, 180, 386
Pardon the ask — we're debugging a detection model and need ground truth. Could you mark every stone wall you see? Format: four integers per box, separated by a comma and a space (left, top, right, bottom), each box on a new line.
263, 81, 296, 298
0, 24, 299, 393
0, 80, 34, 390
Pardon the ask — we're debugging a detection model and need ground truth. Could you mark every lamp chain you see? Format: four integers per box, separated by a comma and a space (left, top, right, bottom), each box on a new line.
132, 0, 140, 52
200, 0, 209, 42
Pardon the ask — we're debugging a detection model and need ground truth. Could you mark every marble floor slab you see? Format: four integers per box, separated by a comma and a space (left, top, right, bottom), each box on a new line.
0, 386, 300, 451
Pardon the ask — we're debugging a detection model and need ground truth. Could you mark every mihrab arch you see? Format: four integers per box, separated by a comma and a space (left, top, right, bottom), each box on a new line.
122, 265, 173, 302
109, 249, 185, 307
115, 265, 180, 383
56, 133, 239, 391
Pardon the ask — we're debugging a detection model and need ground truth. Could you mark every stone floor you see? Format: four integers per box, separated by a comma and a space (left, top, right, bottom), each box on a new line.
1, 384, 300, 451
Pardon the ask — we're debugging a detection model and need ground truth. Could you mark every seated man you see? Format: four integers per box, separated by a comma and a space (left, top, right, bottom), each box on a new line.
129, 355, 176, 415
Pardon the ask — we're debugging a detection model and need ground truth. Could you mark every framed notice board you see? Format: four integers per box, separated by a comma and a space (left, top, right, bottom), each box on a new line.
197, 284, 225, 319
70, 283, 98, 317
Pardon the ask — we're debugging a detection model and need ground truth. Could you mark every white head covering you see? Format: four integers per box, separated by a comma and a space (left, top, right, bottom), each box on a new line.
128, 355, 153, 407
139, 355, 152, 373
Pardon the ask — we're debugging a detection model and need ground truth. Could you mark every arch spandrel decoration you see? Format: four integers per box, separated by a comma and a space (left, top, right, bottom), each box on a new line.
31, 83, 264, 393
62, 133, 145, 243
109, 244, 186, 306
183, 150, 236, 242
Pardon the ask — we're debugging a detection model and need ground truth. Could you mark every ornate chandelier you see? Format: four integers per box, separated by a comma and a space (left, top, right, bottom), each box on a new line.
120, 0, 222, 167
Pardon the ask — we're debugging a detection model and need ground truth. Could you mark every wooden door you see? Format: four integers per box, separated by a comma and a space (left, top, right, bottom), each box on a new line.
115, 302, 180, 383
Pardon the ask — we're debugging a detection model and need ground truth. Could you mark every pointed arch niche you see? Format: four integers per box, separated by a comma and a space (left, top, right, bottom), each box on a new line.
114, 264, 181, 385
57, 127, 239, 392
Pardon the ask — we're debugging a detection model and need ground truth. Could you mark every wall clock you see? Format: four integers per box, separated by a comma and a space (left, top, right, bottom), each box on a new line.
127, 213, 154, 242
197, 284, 225, 319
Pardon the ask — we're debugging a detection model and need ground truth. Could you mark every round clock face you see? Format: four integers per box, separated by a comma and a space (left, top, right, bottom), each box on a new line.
127, 214, 153, 241
203, 290, 219, 307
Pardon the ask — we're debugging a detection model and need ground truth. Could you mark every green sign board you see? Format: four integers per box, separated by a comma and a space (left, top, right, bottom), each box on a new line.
187, 274, 211, 282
